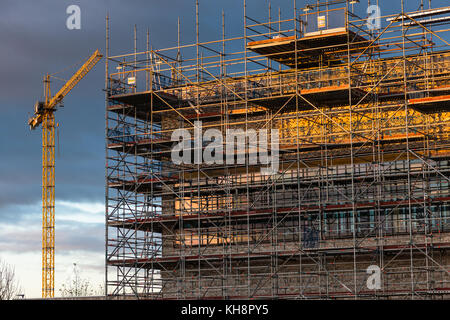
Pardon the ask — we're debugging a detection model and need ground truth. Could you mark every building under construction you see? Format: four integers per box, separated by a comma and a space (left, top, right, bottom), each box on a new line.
105, 0, 450, 299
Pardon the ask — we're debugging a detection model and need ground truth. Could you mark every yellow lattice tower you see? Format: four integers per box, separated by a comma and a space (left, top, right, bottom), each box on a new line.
28, 51, 102, 298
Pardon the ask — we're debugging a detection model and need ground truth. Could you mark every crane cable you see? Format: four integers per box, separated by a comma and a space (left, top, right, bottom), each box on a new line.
50, 54, 88, 77
57, 123, 60, 158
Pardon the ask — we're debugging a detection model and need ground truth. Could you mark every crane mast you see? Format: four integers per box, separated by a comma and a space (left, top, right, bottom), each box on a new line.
29, 50, 102, 298
42, 74, 55, 298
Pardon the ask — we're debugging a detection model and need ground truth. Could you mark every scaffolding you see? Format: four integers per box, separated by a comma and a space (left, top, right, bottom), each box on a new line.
105, 0, 450, 299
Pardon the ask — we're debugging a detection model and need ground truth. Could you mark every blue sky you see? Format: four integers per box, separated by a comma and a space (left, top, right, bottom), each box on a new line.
1, 0, 449, 298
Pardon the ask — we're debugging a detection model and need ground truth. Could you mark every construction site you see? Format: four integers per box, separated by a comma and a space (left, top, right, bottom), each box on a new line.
104, 0, 450, 299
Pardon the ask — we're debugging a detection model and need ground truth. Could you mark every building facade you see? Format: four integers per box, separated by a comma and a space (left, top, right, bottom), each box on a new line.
105, 1, 450, 299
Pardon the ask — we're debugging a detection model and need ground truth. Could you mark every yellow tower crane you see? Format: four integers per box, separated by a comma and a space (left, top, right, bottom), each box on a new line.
28, 49, 103, 298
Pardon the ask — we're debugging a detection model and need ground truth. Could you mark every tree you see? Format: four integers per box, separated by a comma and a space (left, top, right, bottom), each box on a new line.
59, 263, 95, 297
0, 258, 21, 300
95, 283, 105, 296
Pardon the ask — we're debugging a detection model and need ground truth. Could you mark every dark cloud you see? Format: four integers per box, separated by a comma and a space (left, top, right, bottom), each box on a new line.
0, 221, 103, 254
1, 0, 449, 217
57, 222, 104, 254
0, 0, 250, 215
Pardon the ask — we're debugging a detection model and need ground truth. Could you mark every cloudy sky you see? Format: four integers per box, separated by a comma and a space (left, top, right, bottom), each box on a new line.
1, 0, 448, 298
